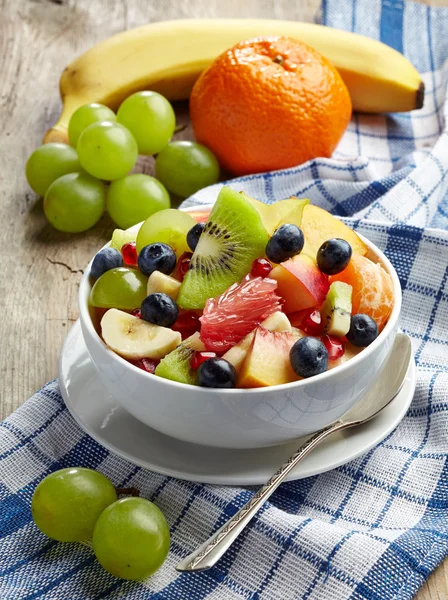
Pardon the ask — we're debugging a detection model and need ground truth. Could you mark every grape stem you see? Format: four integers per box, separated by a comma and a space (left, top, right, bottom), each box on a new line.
115, 486, 140, 497
174, 124, 187, 133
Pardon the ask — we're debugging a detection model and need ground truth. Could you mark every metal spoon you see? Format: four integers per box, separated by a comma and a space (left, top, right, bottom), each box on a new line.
176, 332, 412, 573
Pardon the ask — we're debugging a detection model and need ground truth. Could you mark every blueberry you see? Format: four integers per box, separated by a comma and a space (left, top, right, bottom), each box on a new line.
138, 243, 176, 277
187, 222, 205, 252
266, 224, 304, 263
317, 238, 352, 275
290, 337, 328, 378
141, 293, 178, 328
346, 314, 378, 347
198, 358, 237, 388
91, 248, 123, 279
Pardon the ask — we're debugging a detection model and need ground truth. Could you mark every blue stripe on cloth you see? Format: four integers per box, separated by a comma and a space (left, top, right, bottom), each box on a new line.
380, 0, 404, 53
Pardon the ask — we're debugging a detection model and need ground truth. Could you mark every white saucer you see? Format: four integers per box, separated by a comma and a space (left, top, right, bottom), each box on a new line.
59, 321, 416, 485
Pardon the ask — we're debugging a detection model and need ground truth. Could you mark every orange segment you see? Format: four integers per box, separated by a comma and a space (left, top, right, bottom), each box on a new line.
330, 254, 394, 331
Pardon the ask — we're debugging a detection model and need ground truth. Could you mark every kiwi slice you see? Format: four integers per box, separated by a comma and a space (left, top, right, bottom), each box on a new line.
321, 281, 352, 337
155, 332, 204, 385
177, 187, 269, 309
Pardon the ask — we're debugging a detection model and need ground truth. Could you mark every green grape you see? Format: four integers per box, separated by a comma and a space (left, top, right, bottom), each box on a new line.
93, 497, 170, 580
107, 174, 170, 229
44, 172, 105, 233
26, 143, 82, 197
155, 141, 220, 198
110, 228, 137, 250
117, 91, 175, 156
77, 121, 138, 181
69, 103, 116, 147
90, 267, 148, 309
31, 467, 117, 542
136, 209, 196, 258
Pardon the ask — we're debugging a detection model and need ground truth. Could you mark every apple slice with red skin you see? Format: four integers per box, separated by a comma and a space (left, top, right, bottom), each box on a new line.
270, 253, 329, 313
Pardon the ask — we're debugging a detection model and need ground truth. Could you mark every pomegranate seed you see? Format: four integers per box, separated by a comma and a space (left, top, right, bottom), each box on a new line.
250, 258, 273, 278
122, 242, 138, 267
172, 311, 201, 339
133, 358, 157, 373
301, 308, 324, 336
190, 351, 217, 370
322, 334, 345, 361
131, 308, 142, 318
173, 252, 193, 281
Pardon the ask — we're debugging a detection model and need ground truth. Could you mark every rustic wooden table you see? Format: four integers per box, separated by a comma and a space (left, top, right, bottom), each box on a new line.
1, 0, 447, 597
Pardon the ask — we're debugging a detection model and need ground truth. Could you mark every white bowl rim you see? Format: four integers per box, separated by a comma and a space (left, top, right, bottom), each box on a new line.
78, 203, 402, 395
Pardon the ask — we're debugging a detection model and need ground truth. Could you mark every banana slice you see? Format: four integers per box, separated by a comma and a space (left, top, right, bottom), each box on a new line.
147, 271, 181, 300
261, 311, 291, 333
101, 308, 181, 360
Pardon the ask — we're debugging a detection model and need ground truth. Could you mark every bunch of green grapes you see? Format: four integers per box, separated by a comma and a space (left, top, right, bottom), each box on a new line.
26, 92, 220, 234
32, 467, 170, 580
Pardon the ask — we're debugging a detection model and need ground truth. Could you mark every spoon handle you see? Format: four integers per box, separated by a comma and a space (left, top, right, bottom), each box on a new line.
176, 421, 345, 572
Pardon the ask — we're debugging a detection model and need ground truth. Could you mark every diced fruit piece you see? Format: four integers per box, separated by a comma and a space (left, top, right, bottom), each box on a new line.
190, 351, 217, 370
136, 209, 197, 258
266, 224, 304, 264
90, 268, 148, 309
290, 337, 329, 378
327, 341, 362, 370
187, 222, 205, 251
200, 276, 282, 352
320, 281, 352, 337
270, 253, 329, 313
141, 293, 179, 328
92, 497, 170, 580
172, 252, 193, 282
198, 358, 237, 389
138, 243, 176, 277
172, 311, 201, 339
290, 308, 324, 335
101, 308, 181, 359
317, 238, 352, 275
301, 204, 368, 258
155, 332, 205, 385
107, 174, 170, 229
238, 327, 299, 388
322, 335, 345, 361
330, 254, 393, 331
133, 357, 157, 373
189, 210, 210, 223
346, 314, 379, 347
122, 242, 138, 266
31, 468, 117, 542
155, 141, 220, 198
177, 187, 269, 309
91, 248, 123, 280
223, 311, 291, 373
117, 91, 176, 155
244, 193, 309, 234
250, 258, 273, 278
147, 271, 181, 300
110, 228, 137, 251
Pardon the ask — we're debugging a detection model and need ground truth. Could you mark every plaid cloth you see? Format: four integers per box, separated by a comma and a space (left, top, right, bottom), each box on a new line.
2, 0, 448, 598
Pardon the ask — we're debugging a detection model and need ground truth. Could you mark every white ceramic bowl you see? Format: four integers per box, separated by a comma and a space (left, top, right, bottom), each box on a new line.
79, 206, 402, 449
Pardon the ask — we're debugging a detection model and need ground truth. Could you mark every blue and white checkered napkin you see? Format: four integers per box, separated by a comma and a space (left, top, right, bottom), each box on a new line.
2, 1, 448, 599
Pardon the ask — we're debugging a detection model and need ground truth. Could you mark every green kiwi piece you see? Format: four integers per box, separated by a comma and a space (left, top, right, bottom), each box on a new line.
177, 187, 269, 309
155, 332, 204, 385
321, 281, 352, 337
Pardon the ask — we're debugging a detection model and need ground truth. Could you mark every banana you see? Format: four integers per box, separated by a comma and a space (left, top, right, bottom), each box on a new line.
101, 308, 181, 360
147, 271, 181, 300
45, 19, 424, 143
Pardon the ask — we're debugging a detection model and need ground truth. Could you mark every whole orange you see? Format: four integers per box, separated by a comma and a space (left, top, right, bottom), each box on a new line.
190, 36, 352, 176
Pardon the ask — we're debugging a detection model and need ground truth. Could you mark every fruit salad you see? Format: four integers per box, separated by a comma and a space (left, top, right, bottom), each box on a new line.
89, 187, 394, 389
